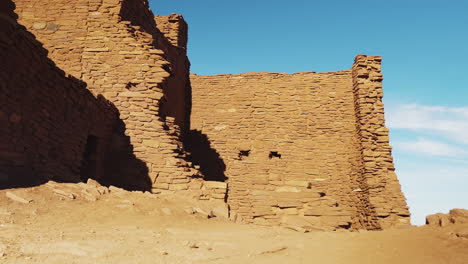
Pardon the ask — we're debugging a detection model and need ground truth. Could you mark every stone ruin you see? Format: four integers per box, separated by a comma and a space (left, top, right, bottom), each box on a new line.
190, 61, 411, 230
0, 0, 410, 230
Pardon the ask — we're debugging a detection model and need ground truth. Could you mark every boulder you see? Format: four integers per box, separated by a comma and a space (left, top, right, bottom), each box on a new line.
426, 209, 468, 227
449, 209, 468, 225
5, 191, 32, 204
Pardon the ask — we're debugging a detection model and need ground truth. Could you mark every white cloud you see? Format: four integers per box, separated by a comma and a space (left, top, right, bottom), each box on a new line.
387, 104, 468, 144
393, 138, 467, 157
387, 103, 468, 225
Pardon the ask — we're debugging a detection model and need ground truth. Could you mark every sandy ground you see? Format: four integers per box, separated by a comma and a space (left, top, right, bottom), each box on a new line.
1, 183, 467, 264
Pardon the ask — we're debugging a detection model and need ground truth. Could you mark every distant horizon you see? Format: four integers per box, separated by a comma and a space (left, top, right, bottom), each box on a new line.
150, 0, 468, 225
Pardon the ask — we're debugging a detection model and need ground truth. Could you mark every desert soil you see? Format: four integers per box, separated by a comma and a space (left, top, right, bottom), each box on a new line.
1, 183, 467, 264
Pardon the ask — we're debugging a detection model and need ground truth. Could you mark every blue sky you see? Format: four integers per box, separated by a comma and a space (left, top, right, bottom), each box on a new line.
150, 0, 468, 225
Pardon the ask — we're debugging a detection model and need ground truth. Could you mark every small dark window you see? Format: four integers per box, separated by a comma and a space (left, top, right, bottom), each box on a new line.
269, 151, 281, 159
125, 82, 137, 90
238, 150, 250, 160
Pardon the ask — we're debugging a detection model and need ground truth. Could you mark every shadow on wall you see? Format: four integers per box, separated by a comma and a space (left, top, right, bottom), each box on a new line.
120, 0, 192, 138
0, 89, 152, 191
184, 130, 227, 182
0, 1, 151, 191
0, 119, 152, 192
0, 87, 152, 191
100, 119, 151, 191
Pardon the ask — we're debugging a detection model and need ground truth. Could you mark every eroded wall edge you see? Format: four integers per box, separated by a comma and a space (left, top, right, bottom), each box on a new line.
352, 55, 411, 229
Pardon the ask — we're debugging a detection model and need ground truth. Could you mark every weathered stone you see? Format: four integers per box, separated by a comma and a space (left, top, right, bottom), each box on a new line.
119, 91, 146, 97
84, 47, 109, 52
275, 186, 300, 193
190, 55, 410, 230
204, 181, 227, 189
210, 193, 226, 200
449, 209, 468, 224
169, 184, 188, 191
80, 190, 98, 201
53, 189, 76, 199
2, 0, 410, 231
32, 22, 47, 29
86, 179, 101, 187
426, 209, 468, 227
426, 213, 452, 227
193, 207, 211, 218
142, 140, 161, 148
277, 199, 302, 208
284, 181, 311, 188
6, 192, 32, 204
109, 186, 126, 193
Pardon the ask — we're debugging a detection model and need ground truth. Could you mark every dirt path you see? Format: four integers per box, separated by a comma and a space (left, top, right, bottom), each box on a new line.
1, 183, 467, 264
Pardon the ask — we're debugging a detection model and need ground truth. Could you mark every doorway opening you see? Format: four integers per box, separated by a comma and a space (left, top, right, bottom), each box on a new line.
80, 135, 99, 182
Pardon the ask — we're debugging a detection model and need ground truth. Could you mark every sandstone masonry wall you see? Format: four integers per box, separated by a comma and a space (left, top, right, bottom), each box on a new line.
352, 55, 410, 228
0, 1, 117, 188
4, 0, 408, 229
153, 14, 192, 137
154, 14, 188, 48
13, 0, 226, 199
190, 58, 410, 230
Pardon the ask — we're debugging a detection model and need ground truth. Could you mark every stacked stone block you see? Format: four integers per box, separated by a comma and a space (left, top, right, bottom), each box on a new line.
0, 1, 117, 188
154, 14, 188, 49
153, 14, 192, 137
191, 71, 364, 229
191, 59, 411, 230
352, 55, 410, 228
3, 0, 407, 229
12, 0, 205, 194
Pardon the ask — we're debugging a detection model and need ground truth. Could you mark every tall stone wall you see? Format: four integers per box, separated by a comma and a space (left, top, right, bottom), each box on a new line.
4, 0, 408, 230
13, 0, 202, 193
0, 1, 117, 188
153, 14, 192, 137
190, 58, 410, 230
352, 55, 410, 229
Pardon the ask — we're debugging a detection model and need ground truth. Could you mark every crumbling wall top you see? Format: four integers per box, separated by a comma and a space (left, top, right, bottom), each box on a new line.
155, 14, 188, 48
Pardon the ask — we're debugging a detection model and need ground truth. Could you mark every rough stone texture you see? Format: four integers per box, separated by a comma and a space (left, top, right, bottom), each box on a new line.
426, 209, 468, 227
352, 55, 411, 228
0, 2, 117, 188
12, 0, 214, 196
4, 0, 408, 230
190, 56, 410, 230
154, 14, 188, 48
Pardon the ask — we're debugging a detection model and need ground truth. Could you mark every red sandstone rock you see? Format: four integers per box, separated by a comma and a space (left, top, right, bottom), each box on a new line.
426, 209, 468, 227
450, 209, 468, 224
190, 56, 410, 230
426, 213, 452, 227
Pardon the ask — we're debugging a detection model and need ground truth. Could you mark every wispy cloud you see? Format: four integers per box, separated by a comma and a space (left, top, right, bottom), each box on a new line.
393, 138, 467, 157
387, 104, 468, 144
387, 103, 468, 225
